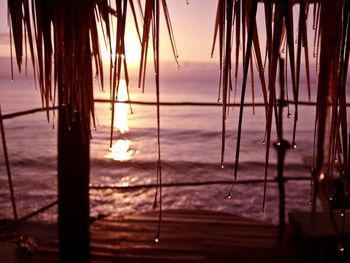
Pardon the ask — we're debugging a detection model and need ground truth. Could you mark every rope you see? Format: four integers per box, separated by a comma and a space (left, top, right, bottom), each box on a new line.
1, 101, 349, 120
94, 99, 332, 107
89, 176, 310, 191
1, 106, 58, 119
0, 200, 57, 232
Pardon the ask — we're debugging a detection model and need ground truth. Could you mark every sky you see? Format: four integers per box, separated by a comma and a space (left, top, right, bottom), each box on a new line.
0, 1, 321, 84
0, 0, 219, 63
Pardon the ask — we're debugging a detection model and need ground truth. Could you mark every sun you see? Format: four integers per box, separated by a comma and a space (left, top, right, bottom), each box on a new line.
99, 33, 141, 68
124, 35, 141, 67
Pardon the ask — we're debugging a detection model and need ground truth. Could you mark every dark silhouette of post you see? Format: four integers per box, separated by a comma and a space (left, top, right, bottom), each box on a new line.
58, 103, 90, 262
275, 56, 291, 242
57, 38, 91, 262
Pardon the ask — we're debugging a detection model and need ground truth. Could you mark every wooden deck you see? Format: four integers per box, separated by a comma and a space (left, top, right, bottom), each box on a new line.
23, 209, 307, 263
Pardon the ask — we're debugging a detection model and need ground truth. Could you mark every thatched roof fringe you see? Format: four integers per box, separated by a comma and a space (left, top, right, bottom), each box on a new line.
7, 1, 350, 244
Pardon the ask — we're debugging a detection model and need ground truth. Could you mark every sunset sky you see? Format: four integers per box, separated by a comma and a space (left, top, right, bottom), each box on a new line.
0, 1, 318, 85
0, 0, 221, 63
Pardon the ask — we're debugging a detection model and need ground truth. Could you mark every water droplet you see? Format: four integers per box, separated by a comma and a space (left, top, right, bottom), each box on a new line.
292, 143, 297, 149
339, 243, 345, 252
221, 164, 224, 169
226, 193, 232, 199
308, 200, 312, 205
262, 140, 266, 145
333, 158, 338, 164
262, 207, 265, 213
154, 235, 159, 243
11, 79, 14, 82
340, 210, 345, 217
177, 65, 181, 70
153, 200, 157, 210
287, 113, 292, 118
329, 196, 333, 201
217, 98, 221, 103
276, 140, 281, 146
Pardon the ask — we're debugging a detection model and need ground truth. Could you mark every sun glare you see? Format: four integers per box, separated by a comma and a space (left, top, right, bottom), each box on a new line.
107, 139, 133, 162
100, 34, 141, 68
114, 79, 129, 134
106, 79, 136, 162
125, 36, 141, 66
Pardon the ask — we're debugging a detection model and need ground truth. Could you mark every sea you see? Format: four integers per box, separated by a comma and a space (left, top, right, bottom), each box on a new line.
0, 60, 324, 225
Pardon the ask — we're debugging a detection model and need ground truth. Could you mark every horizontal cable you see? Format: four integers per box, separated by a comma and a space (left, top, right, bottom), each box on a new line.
1, 106, 58, 120
0, 176, 310, 229
95, 99, 266, 107
89, 176, 310, 191
0, 200, 57, 232
94, 99, 326, 107
2, 100, 350, 119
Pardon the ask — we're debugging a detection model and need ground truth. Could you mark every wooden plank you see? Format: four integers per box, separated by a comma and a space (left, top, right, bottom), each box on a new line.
29, 210, 304, 262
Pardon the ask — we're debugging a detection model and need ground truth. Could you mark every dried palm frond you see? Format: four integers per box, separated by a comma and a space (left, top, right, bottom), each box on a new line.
8, 0, 114, 130
213, 0, 349, 220
8, 0, 350, 250
138, 0, 179, 242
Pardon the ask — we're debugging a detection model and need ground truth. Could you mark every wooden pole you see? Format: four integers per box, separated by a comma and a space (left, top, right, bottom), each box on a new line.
275, 56, 291, 242
0, 106, 18, 222
57, 35, 91, 263
57, 105, 90, 262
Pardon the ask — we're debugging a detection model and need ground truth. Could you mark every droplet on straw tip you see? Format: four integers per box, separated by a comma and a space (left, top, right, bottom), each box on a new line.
154, 235, 159, 243
308, 200, 312, 205
262, 140, 266, 145
153, 200, 158, 210
339, 243, 345, 252
226, 193, 232, 199
340, 210, 345, 217
292, 143, 297, 149
287, 113, 292, 118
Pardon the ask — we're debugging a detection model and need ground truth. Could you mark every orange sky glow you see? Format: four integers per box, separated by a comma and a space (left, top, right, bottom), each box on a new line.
0, 0, 220, 67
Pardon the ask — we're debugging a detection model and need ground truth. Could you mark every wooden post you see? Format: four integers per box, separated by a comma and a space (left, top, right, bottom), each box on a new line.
0, 106, 18, 222
275, 56, 290, 242
57, 104, 90, 262
57, 39, 92, 262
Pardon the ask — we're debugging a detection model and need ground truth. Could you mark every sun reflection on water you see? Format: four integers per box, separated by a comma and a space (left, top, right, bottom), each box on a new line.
106, 79, 135, 161
114, 79, 129, 134
107, 139, 133, 161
